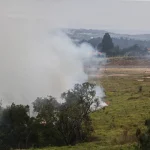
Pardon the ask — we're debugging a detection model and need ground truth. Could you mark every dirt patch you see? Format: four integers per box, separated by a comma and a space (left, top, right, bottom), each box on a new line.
107, 57, 150, 67
88, 68, 150, 78
143, 76, 150, 79
137, 79, 144, 82
108, 74, 129, 77
102, 68, 150, 76
86, 57, 150, 77
104, 68, 150, 72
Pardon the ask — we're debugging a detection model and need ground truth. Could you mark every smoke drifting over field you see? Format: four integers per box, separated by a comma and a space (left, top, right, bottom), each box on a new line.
0, 19, 106, 107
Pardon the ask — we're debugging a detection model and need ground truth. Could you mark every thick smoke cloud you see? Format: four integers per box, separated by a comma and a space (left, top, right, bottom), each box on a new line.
0, 18, 106, 107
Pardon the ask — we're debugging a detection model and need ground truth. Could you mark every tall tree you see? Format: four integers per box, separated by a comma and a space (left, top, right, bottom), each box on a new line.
98, 33, 114, 55
57, 82, 98, 145
0, 103, 31, 149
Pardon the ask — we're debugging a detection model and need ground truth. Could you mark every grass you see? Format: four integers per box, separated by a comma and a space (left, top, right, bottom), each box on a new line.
31, 70, 150, 150
30, 144, 137, 150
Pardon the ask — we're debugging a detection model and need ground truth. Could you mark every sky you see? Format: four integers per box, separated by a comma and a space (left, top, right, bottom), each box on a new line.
0, 0, 150, 34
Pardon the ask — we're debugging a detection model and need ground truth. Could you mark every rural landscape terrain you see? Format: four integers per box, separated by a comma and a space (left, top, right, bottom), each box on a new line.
33, 30, 150, 149
1, 1, 150, 150
1, 29, 150, 150
33, 56, 150, 150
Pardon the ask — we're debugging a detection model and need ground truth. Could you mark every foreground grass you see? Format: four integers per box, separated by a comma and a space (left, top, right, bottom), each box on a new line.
32, 71, 150, 150
31, 143, 136, 150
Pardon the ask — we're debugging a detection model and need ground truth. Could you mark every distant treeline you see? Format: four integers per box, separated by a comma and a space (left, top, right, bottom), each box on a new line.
79, 33, 150, 57
80, 37, 150, 49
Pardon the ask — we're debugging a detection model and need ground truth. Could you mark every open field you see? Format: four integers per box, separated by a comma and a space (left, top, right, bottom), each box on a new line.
88, 56, 150, 78
31, 57, 150, 150
106, 56, 150, 67
89, 67, 150, 78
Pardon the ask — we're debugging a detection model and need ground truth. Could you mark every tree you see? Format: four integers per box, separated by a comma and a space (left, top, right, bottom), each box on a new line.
98, 33, 114, 55
0, 103, 31, 149
33, 96, 60, 123
32, 96, 62, 146
56, 82, 98, 145
0, 100, 2, 118
108, 46, 121, 57
123, 44, 148, 57
32, 83, 98, 146
0, 82, 98, 149
136, 119, 150, 150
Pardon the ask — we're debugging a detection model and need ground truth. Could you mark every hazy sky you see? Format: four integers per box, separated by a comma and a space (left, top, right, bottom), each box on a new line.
0, 0, 150, 34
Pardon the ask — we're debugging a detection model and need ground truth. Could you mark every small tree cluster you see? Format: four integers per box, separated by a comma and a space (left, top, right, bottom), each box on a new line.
97, 33, 149, 57
0, 82, 99, 149
136, 119, 150, 150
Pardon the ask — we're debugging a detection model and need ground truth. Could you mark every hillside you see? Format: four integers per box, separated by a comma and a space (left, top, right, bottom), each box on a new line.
85, 37, 150, 49
32, 57, 150, 150
63, 28, 150, 42
63, 29, 150, 50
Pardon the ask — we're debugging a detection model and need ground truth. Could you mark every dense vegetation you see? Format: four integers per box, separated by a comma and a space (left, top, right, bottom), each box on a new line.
1, 58, 150, 150
99, 33, 149, 57
81, 36, 150, 49
30, 67, 150, 150
80, 33, 149, 57
0, 82, 100, 150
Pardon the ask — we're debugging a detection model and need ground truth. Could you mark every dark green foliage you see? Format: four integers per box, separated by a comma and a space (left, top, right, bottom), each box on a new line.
0, 82, 97, 149
0, 100, 2, 119
98, 33, 114, 55
123, 44, 148, 57
138, 86, 142, 93
136, 119, 150, 150
101, 33, 114, 52
57, 82, 97, 145
107, 46, 121, 57
88, 33, 149, 57
32, 96, 64, 147
97, 33, 123, 57
0, 103, 32, 149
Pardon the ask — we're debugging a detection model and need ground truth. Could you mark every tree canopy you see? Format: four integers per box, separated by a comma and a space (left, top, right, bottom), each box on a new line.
98, 33, 114, 55
0, 82, 100, 149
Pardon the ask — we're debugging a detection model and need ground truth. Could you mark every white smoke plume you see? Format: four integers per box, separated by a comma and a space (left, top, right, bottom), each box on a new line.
0, 19, 106, 108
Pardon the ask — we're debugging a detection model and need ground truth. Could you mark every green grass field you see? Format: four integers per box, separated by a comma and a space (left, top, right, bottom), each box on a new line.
31, 69, 150, 150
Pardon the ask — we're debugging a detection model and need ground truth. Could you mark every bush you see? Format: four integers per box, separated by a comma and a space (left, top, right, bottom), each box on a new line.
136, 119, 150, 150
0, 82, 99, 149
